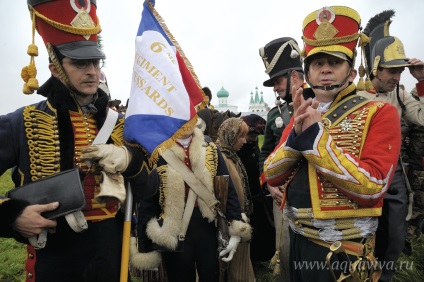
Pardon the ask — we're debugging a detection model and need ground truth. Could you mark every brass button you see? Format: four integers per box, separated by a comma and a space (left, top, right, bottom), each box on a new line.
28, 253, 34, 259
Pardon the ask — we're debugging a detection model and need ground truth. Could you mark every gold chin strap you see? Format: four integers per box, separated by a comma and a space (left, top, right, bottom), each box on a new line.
46, 43, 74, 92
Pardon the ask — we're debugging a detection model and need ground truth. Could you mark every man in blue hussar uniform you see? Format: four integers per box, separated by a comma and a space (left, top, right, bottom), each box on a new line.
0, 1, 145, 281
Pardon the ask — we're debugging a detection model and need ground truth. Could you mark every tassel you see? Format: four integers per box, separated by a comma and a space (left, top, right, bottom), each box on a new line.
269, 250, 281, 277
365, 77, 374, 91
269, 250, 279, 269
23, 83, 33, 94
21, 62, 38, 94
28, 77, 39, 91
272, 258, 281, 277
357, 65, 366, 91
27, 43, 38, 56
21, 9, 39, 94
356, 77, 365, 91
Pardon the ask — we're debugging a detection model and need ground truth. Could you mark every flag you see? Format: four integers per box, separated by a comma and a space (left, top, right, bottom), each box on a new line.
124, 0, 204, 163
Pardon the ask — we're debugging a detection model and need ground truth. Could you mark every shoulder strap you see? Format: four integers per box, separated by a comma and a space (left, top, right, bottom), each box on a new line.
93, 109, 119, 145
322, 95, 369, 127
161, 149, 219, 208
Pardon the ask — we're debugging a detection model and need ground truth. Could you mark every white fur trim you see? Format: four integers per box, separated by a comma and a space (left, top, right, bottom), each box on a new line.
145, 167, 185, 250
130, 237, 161, 271
229, 219, 252, 242
147, 128, 218, 250
146, 217, 179, 250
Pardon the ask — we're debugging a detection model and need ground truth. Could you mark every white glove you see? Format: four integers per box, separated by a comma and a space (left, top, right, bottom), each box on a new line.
96, 171, 126, 204
219, 235, 241, 262
81, 144, 132, 174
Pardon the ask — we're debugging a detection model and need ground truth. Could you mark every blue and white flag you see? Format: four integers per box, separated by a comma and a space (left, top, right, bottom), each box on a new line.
124, 0, 204, 162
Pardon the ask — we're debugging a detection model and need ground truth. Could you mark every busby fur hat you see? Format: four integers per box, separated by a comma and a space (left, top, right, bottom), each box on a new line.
22, 0, 104, 94
259, 37, 303, 87
363, 10, 410, 79
301, 6, 367, 64
240, 114, 266, 135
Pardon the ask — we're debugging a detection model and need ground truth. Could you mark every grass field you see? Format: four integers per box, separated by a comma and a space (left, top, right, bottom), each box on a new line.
0, 170, 26, 282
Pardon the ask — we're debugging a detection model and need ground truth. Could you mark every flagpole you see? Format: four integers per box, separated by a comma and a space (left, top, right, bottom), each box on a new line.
120, 182, 133, 282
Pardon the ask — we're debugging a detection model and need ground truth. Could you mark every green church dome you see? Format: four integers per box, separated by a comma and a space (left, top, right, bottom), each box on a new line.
216, 87, 229, 98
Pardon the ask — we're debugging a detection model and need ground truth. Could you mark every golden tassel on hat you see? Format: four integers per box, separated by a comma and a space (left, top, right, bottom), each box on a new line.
300, 48, 306, 58
357, 64, 365, 91
356, 33, 370, 91
21, 9, 39, 94
365, 76, 374, 91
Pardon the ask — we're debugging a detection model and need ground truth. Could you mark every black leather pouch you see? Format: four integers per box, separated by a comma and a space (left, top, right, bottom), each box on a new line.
6, 168, 86, 219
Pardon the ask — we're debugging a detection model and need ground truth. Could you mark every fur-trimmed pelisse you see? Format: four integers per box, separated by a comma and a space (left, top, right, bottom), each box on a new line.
130, 127, 252, 270
144, 128, 218, 251
130, 237, 162, 271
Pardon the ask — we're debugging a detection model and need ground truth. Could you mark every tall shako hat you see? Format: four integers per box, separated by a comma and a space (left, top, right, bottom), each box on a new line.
301, 6, 365, 63
363, 10, 410, 81
22, 0, 104, 94
259, 37, 303, 87
301, 6, 369, 91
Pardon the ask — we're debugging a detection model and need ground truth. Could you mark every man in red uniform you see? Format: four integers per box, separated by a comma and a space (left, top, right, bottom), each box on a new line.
264, 6, 401, 282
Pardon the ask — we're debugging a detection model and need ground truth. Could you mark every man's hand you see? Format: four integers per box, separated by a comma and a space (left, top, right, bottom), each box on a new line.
267, 183, 283, 205
13, 202, 59, 238
219, 235, 241, 262
291, 86, 320, 134
408, 58, 424, 82
81, 144, 132, 174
